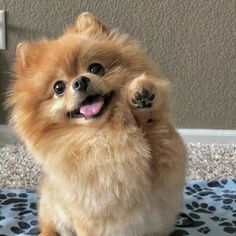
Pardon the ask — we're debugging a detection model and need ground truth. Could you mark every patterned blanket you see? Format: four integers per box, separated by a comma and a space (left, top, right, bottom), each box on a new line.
0, 179, 235, 236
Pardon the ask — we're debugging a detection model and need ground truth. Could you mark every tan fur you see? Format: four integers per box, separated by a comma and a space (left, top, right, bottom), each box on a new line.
7, 13, 186, 236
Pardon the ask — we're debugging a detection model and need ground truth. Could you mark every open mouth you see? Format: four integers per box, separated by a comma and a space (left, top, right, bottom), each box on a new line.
67, 91, 114, 119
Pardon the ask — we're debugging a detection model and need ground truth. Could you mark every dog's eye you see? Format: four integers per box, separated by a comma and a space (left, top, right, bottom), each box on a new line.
88, 63, 105, 76
53, 80, 66, 96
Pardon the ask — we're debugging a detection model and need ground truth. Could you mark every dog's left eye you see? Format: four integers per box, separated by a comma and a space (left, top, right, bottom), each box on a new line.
88, 63, 105, 76
53, 80, 66, 96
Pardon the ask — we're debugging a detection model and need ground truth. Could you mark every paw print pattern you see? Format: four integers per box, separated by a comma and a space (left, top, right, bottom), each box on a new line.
223, 194, 236, 204
0, 190, 40, 235
210, 212, 236, 234
174, 179, 236, 235
220, 221, 236, 234
209, 194, 223, 201
170, 229, 190, 236
177, 212, 205, 228
186, 201, 216, 214
1, 180, 236, 236
210, 190, 236, 205
11, 223, 40, 235
198, 227, 211, 234
207, 180, 228, 188
222, 205, 233, 211
131, 88, 155, 108
185, 184, 215, 200
210, 216, 227, 222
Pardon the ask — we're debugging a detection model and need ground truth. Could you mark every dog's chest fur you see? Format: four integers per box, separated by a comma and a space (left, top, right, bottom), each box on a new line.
47, 124, 153, 221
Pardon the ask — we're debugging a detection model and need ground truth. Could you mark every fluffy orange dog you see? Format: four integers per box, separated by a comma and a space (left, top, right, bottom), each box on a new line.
7, 12, 186, 236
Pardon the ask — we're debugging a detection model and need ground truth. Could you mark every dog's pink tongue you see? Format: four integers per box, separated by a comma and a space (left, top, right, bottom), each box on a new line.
80, 97, 104, 118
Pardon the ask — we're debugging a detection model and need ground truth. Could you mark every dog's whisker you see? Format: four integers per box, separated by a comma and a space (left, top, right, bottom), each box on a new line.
71, 151, 80, 161
92, 69, 117, 88
64, 23, 71, 32
104, 68, 120, 79
86, 48, 107, 60
105, 59, 120, 71
97, 59, 120, 78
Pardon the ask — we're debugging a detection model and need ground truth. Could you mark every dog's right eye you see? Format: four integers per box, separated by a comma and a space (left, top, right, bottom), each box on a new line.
88, 63, 105, 76
53, 81, 66, 96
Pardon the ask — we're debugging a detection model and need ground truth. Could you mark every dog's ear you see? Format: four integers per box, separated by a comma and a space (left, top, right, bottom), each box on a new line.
15, 42, 33, 73
71, 12, 109, 35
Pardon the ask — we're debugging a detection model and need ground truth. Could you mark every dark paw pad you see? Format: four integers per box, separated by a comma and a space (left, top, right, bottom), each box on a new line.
131, 89, 155, 108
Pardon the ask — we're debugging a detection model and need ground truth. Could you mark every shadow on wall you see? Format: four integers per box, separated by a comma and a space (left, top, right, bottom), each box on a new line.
0, 50, 11, 124
0, 17, 43, 124
8, 24, 50, 38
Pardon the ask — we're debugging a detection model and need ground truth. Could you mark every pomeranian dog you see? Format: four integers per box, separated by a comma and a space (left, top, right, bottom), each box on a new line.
7, 12, 186, 236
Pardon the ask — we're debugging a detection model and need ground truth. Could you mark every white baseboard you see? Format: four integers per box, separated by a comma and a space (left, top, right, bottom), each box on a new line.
0, 125, 235, 144
178, 129, 236, 144
0, 125, 17, 143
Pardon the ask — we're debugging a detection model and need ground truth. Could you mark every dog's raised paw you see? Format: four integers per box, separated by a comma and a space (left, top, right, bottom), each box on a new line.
131, 88, 155, 108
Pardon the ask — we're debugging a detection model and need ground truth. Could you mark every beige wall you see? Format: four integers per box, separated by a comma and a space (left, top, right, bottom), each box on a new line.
0, 0, 235, 128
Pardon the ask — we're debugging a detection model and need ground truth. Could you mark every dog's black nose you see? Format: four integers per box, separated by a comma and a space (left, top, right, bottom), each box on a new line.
73, 76, 90, 91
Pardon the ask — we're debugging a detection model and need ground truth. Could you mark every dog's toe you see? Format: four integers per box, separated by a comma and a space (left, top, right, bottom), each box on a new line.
131, 88, 156, 108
